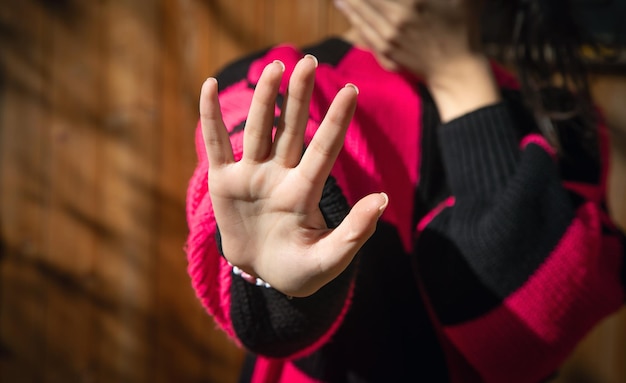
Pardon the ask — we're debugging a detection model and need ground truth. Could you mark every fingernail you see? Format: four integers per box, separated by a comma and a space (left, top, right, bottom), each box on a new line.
202, 77, 217, 92
273, 60, 286, 72
304, 54, 318, 68
345, 83, 359, 95
334, 0, 346, 10
378, 192, 389, 216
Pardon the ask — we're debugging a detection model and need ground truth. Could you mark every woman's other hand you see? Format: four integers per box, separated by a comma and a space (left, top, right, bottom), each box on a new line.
336, 0, 501, 121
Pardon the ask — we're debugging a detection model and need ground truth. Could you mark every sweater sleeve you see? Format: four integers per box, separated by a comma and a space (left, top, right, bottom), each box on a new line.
185, 47, 356, 359
414, 102, 626, 383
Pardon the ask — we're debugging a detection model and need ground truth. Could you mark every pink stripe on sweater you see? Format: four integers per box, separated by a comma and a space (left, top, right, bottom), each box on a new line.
218, 80, 256, 131
504, 202, 623, 339
249, 44, 303, 95
185, 197, 237, 340
251, 358, 325, 383
250, 357, 284, 383
417, 197, 455, 233
520, 133, 556, 159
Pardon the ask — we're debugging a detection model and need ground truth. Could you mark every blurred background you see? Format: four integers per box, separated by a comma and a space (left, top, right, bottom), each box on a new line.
0, 1, 624, 382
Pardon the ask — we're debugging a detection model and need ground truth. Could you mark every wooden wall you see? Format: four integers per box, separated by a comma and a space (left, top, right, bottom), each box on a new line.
0, 1, 623, 383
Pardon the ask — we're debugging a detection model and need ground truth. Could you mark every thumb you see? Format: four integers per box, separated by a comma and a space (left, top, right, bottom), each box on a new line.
316, 192, 389, 276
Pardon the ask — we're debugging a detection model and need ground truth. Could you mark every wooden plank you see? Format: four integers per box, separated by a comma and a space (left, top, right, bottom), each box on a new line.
324, 0, 351, 41
555, 309, 626, 383
37, 2, 104, 381
92, 0, 160, 381
270, 0, 322, 46
212, 0, 271, 72
0, 2, 49, 382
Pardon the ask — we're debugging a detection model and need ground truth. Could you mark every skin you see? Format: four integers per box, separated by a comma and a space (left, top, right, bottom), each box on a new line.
198, 0, 524, 297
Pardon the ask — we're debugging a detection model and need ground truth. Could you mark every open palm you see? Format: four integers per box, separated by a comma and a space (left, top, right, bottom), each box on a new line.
199, 56, 388, 297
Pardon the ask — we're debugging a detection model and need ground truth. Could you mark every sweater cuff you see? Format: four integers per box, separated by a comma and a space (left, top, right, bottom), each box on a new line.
438, 102, 521, 197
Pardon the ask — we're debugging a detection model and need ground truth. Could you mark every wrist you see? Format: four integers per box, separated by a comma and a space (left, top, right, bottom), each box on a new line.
426, 54, 501, 123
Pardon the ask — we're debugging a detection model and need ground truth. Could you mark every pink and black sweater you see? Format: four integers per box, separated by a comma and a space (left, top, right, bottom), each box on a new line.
186, 38, 626, 382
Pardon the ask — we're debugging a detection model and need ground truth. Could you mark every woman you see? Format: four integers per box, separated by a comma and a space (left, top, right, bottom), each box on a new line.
187, 0, 625, 381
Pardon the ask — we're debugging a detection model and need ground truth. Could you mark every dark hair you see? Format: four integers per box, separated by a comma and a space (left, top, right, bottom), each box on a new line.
485, 0, 600, 160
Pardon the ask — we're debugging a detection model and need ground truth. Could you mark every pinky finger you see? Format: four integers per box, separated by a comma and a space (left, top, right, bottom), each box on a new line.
199, 77, 235, 167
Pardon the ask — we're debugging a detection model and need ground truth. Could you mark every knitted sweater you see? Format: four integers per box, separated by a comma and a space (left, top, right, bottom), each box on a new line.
186, 38, 626, 383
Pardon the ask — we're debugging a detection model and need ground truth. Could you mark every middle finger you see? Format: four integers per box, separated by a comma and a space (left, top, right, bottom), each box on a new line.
243, 60, 285, 163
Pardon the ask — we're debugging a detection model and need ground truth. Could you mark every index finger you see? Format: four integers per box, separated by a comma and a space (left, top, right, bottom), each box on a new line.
199, 77, 235, 166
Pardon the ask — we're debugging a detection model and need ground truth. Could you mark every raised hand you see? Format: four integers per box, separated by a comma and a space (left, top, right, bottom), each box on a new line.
199, 55, 388, 297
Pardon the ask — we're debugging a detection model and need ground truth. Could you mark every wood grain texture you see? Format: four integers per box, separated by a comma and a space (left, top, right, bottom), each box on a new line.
0, 1, 623, 383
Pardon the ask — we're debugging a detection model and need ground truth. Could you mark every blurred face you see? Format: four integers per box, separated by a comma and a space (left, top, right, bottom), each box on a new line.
337, 0, 485, 73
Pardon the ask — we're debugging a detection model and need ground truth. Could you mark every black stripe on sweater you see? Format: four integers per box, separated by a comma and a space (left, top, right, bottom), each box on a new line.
302, 37, 352, 67
215, 49, 268, 92
294, 220, 449, 382
217, 37, 351, 94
